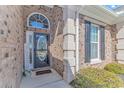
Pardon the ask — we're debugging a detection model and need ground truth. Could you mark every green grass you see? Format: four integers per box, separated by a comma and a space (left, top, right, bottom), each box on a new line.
70, 67, 124, 88
104, 63, 124, 74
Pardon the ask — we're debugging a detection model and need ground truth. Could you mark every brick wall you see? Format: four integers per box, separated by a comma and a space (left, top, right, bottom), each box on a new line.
0, 6, 23, 87
50, 6, 64, 76
79, 14, 113, 68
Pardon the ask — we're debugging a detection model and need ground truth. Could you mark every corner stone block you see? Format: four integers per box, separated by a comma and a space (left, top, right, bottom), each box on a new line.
63, 35, 75, 50
63, 57, 76, 83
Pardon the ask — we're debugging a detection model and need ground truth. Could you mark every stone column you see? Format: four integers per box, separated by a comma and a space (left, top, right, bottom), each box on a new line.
63, 6, 76, 83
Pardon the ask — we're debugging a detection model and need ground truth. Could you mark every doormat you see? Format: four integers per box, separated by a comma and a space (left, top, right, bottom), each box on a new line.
36, 70, 52, 75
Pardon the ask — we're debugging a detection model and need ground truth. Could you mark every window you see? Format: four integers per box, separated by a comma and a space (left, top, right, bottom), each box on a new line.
102, 5, 124, 15
27, 13, 49, 30
104, 5, 122, 11
90, 24, 99, 60
85, 20, 105, 63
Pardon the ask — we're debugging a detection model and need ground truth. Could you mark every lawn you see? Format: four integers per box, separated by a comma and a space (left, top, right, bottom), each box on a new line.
104, 63, 124, 74
70, 67, 124, 88
104, 63, 124, 82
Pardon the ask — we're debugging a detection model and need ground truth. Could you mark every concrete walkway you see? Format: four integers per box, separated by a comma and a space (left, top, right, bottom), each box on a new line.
20, 69, 71, 88
38, 80, 71, 88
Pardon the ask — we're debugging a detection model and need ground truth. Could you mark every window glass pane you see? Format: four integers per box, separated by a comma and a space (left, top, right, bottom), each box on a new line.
30, 21, 47, 29
33, 14, 38, 19
29, 35, 32, 44
39, 15, 45, 20
90, 24, 99, 59
44, 24, 48, 28
28, 14, 49, 29
91, 25, 98, 42
43, 19, 48, 24
91, 43, 98, 59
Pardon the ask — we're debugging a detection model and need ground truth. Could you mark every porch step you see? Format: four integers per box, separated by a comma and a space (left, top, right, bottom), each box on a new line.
31, 67, 51, 78
32, 67, 51, 71
20, 69, 63, 88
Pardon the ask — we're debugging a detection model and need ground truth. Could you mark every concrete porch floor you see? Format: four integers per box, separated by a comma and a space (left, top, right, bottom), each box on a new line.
20, 69, 71, 88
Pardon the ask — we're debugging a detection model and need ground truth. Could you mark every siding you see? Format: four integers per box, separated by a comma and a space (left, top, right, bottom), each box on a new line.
117, 22, 124, 63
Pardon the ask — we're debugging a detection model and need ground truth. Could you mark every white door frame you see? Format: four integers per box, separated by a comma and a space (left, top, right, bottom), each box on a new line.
24, 31, 34, 71
24, 31, 52, 71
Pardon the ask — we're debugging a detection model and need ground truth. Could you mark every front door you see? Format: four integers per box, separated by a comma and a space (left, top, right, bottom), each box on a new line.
34, 32, 49, 68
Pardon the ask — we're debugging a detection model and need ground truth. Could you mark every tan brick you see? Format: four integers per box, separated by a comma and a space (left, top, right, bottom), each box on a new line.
0, 6, 23, 87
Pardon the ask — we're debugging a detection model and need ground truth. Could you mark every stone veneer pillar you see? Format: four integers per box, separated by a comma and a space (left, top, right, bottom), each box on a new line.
111, 24, 118, 62
63, 6, 76, 83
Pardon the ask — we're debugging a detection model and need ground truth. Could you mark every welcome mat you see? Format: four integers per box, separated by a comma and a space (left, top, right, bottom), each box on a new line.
36, 70, 52, 75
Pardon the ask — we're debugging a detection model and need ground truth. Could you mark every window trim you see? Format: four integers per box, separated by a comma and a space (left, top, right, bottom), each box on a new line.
27, 12, 50, 30
90, 23, 101, 64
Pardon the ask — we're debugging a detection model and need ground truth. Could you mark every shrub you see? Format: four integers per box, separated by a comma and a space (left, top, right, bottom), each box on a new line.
104, 63, 124, 74
70, 68, 124, 88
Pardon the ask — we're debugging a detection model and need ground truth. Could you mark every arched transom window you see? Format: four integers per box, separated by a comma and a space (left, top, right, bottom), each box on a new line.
27, 13, 50, 30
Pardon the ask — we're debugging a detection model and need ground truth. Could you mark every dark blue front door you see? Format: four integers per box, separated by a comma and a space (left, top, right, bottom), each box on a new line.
34, 32, 49, 68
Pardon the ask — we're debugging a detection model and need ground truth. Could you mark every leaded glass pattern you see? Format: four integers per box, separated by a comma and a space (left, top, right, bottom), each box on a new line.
28, 13, 49, 29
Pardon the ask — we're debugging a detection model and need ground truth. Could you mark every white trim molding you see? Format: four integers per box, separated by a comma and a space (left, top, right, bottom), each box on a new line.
24, 31, 34, 71
75, 8, 80, 72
